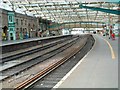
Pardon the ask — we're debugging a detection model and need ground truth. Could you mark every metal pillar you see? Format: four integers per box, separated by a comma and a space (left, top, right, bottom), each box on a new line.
108, 3, 111, 38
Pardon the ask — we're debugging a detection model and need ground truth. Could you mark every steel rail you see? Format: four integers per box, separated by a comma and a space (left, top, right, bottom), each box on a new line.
1, 37, 73, 64
14, 38, 87, 90
0, 37, 79, 81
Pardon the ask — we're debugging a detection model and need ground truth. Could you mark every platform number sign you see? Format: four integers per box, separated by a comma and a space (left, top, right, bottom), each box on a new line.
8, 12, 16, 40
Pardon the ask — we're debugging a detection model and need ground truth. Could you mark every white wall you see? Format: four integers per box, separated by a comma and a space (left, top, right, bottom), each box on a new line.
62, 29, 70, 35
71, 28, 84, 35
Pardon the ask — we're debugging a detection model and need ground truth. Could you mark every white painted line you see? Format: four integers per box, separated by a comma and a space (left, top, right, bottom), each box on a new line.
52, 35, 96, 89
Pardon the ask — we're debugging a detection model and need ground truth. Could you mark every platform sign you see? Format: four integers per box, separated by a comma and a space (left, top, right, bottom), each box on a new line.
8, 12, 16, 40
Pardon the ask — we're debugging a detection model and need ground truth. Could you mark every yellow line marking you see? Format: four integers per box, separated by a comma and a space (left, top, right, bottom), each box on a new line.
99, 35, 115, 60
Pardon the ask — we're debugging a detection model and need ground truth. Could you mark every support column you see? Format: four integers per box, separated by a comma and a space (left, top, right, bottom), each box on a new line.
108, 3, 112, 39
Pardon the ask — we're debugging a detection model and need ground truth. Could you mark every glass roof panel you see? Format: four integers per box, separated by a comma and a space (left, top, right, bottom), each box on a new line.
1, 0, 119, 24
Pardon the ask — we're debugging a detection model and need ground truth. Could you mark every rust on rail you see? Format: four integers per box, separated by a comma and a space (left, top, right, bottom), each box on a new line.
14, 38, 87, 90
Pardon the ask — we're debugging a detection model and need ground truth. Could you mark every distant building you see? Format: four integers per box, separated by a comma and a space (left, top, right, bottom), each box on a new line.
0, 8, 61, 41
0, 8, 40, 41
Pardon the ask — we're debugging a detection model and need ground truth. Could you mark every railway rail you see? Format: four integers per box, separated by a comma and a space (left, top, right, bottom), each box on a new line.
28, 35, 94, 89
1, 36, 80, 81
13, 35, 95, 90
1, 36, 76, 64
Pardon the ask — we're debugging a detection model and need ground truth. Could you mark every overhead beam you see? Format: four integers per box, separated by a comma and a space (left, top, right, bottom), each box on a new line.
79, 4, 120, 15
63, 21, 104, 24
48, 23, 102, 30
64, 23, 102, 28
48, 21, 103, 30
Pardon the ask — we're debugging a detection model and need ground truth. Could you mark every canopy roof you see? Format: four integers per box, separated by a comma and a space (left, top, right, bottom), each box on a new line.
1, 0, 119, 25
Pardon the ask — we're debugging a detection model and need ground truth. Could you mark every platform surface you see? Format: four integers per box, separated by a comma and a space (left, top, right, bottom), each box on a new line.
1, 35, 69, 46
54, 34, 118, 88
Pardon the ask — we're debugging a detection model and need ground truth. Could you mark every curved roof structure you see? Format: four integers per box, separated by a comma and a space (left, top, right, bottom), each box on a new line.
0, 0, 119, 25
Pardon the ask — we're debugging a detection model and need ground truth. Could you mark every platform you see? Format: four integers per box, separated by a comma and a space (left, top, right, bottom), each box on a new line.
1, 35, 73, 54
1, 35, 70, 46
54, 34, 118, 88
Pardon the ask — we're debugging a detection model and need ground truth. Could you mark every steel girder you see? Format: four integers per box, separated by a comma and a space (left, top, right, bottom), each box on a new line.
79, 4, 120, 15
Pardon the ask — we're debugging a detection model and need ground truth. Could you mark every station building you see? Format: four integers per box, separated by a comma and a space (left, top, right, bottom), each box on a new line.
0, 9, 60, 41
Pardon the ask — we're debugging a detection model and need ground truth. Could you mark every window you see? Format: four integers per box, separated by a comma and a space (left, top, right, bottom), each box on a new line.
23, 28, 24, 32
25, 28, 27, 32
21, 20, 23, 25
16, 19, 18, 25
33, 24, 35, 29
10, 28, 13, 31
25, 20, 27, 25
16, 28, 19, 31
9, 16, 13, 22
20, 27, 22, 32
10, 33, 13, 36
28, 23, 30, 26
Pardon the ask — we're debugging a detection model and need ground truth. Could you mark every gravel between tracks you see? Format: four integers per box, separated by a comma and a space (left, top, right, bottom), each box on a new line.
28, 35, 95, 89
1, 35, 93, 89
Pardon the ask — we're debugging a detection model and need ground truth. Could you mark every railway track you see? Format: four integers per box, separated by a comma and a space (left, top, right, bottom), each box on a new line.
28, 35, 95, 89
1, 36, 76, 64
1, 36, 80, 81
14, 35, 95, 90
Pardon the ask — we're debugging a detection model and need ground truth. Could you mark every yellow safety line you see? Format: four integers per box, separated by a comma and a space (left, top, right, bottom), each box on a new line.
99, 36, 115, 60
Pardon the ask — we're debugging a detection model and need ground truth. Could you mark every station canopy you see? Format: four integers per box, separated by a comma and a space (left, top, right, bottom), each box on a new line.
0, 0, 119, 25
